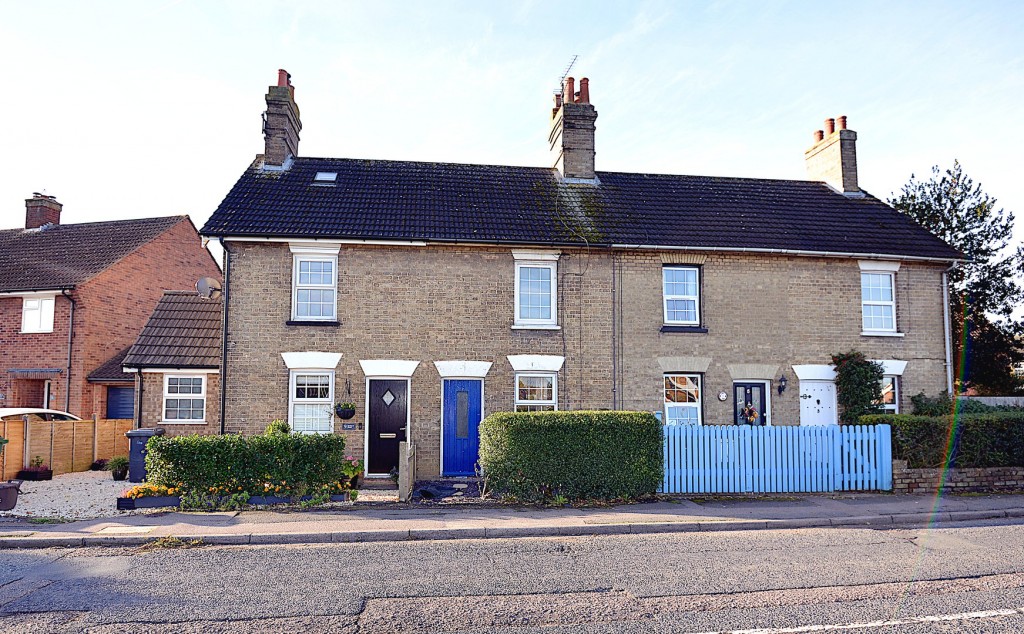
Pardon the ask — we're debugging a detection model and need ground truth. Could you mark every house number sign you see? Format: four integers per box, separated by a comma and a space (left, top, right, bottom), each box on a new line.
718, 391, 728, 401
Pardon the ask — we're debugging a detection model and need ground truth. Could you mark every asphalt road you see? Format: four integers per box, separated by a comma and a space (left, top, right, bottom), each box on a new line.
2, 518, 1024, 633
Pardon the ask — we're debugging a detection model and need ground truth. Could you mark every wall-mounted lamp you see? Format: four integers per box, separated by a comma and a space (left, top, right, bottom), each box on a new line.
777, 375, 788, 395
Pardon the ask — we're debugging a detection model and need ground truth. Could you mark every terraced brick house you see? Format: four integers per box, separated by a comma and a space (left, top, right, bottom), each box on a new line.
201, 71, 960, 479
0, 195, 220, 420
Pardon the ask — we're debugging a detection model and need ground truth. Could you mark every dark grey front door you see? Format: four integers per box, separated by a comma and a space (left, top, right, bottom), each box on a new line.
368, 379, 407, 474
734, 382, 767, 426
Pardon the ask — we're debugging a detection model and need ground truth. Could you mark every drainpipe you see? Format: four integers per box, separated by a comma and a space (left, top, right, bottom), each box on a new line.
219, 238, 231, 435
135, 369, 144, 429
60, 288, 75, 412
942, 268, 954, 394
610, 254, 617, 410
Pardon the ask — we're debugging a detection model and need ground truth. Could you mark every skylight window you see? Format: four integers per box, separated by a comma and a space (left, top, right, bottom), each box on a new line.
313, 172, 338, 185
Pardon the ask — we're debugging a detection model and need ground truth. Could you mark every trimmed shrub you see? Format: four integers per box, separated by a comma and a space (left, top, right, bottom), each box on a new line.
145, 432, 348, 498
910, 391, 1024, 416
860, 412, 1024, 468
478, 411, 663, 502
831, 350, 884, 424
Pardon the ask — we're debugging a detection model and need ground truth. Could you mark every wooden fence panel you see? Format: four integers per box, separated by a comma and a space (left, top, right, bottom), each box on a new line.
1, 419, 27, 480
662, 424, 893, 494
0, 418, 132, 479
95, 419, 132, 460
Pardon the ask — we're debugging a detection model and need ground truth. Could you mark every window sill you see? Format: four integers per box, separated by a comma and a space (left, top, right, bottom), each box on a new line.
286, 320, 341, 327
511, 324, 561, 331
660, 325, 708, 334
860, 331, 904, 338
160, 420, 208, 425
20, 330, 54, 334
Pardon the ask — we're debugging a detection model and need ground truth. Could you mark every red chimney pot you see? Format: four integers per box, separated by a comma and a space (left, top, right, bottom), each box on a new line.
563, 77, 575, 104
813, 130, 824, 142
277, 69, 291, 87
837, 115, 848, 130
824, 118, 835, 135
578, 78, 590, 104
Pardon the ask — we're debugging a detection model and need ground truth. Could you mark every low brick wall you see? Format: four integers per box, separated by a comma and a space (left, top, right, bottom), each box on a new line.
892, 460, 1024, 494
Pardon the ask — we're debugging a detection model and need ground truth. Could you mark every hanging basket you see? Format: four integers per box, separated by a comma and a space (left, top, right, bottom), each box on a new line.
335, 406, 356, 420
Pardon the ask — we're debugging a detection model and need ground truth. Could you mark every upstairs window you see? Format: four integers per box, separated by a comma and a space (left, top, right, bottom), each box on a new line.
21, 296, 55, 333
861, 272, 896, 332
664, 374, 702, 425
663, 266, 700, 326
515, 373, 557, 411
859, 261, 900, 335
512, 251, 559, 328
292, 255, 337, 321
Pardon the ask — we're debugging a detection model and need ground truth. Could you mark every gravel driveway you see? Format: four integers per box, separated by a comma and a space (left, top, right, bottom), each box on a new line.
1, 470, 136, 520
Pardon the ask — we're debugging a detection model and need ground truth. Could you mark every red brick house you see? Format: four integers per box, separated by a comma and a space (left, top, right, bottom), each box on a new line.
0, 194, 221, 419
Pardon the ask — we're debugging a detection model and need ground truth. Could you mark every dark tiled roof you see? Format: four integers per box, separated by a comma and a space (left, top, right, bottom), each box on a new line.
122, 292, 222, 369
88, 347, 134, 383
0, 216, 185, 292
201, 158, 961, 261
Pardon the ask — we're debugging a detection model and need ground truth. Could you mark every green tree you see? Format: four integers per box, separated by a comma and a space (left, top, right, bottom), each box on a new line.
890, 161, 1024, 395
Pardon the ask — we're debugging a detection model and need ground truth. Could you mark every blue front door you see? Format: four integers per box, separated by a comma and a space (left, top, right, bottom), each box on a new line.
442, 379, 482, 476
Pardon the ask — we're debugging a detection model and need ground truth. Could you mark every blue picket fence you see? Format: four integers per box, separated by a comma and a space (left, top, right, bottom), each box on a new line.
661, 424, 892, 493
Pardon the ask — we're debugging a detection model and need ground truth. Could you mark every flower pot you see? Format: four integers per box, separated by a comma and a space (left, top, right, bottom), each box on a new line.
111, 468, 128, 481
0, 481, 22, 511
335, 407, 356, 420
116, 495, 180, 511
16, 469, 52, 481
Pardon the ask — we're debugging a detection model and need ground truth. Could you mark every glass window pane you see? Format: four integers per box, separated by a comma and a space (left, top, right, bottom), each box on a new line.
456, 391, 469, 439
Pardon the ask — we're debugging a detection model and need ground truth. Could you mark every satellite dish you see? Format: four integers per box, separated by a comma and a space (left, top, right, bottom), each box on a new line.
196, 277, 223, 299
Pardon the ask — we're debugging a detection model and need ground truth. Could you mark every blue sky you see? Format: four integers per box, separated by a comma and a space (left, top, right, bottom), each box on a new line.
1, 1, 1021, 258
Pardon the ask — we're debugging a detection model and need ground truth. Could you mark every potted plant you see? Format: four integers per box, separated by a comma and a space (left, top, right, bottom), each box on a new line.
342, 455, 364, 490
334, 402, 357, 420
107, 455, 130, 481
16, 456, 53, 481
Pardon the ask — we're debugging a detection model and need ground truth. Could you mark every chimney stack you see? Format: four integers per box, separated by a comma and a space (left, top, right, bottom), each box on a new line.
804, 114, 860, 196
25, 193, 62, 229
263, 69, 301, 169
548, 76, 598, 180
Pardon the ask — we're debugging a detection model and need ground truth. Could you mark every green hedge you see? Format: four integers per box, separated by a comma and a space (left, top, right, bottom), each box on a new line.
478, 411, 663, 502
910, 392, 1024, 416
860, 412, 1024, 468
145, 432, 349, 498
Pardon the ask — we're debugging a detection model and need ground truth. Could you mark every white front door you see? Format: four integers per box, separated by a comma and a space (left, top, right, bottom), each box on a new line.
799, 380, 837, 426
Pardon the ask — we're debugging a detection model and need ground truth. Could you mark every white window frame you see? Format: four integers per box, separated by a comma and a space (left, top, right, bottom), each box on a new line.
663, 373, 703, 426
662, 266, 701, 326
512, 251, 559, 329
290, 244, 339, 322
858, 261, 901, 336
21, 294, 56, 333
288, 370, 335, 435
514, 372, 558, 412
878, 375, 899, 414
162, 374, 207, 424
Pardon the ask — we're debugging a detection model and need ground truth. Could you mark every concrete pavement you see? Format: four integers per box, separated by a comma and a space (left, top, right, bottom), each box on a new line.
1, 493, 1023, 549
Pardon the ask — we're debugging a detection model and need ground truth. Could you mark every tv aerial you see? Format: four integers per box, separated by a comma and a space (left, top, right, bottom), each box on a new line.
555, 55, 578, 94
